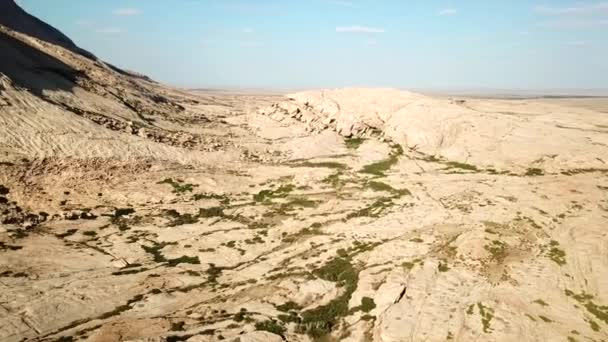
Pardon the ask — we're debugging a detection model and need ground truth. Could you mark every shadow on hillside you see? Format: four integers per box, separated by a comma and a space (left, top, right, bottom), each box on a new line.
0, 30, 79, 95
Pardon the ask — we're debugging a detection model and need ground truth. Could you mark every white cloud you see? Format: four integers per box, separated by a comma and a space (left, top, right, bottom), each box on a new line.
535, 3, 608, 15
242, 28, 254, 34
537, 19, 608, 29
535, 2, 608, 29
438, 8, 457, 16
336, 26, 385, 33
96, 27, 123, 34
113, 8, 141, 16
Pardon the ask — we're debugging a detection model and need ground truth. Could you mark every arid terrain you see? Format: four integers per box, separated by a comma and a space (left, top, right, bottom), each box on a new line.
2, 2, 608, 342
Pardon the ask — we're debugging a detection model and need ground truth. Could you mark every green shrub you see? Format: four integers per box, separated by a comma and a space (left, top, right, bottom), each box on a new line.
344, 137, 365, 150
360, 297, 376, 313
255, 320, 286, 336
525, 168, 544, 176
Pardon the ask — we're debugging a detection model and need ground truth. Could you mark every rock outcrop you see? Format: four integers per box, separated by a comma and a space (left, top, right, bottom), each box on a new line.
261, 88, 608, 172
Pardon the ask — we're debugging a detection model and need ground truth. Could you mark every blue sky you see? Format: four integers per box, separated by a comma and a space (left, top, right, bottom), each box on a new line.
17, 0, 608, 90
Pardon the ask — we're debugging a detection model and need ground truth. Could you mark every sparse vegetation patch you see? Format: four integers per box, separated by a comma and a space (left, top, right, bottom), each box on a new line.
344, 137, 365, 150
255, 320, 286, 336
291, 161, 348, 170
299, 256, 358, 337
158, 178, 198, 193
164, 209, 199, 227
366, 180, 411, 197
478, 302, 495, 333
525, 168, 544, 176
141, 242, 199, 266
253, 184, 295, 203
565, 289, 608, 327
484, 240, 508, 262
547, 240, 566, 266
445, 161, 478, 172
346, 197, 395, 219
360, 297, 376, 313
360, 144, 403, 176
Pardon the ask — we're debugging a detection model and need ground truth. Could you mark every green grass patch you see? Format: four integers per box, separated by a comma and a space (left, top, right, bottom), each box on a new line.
360, 297, 376, 313
108, 208, 138, 231
346, 197, 394, 219
360, 145, 403, 176
525, 168, 544, 176
466, 304, 475, 315
532, 299, 549, 307
565, 290, 608, 326
253, 184, 295, 203
344, 137, 365, 150
192, 192, 229, 203
289, 161, 348, 170
561, 168, 608, 176
141, 242, 199, 266
296, 241, 382, 337
484, 240, 508, 262
278, 197, 320, 212
445, 161, 478, 172
299, 257, 358, 338
321, 171, 351, 190
401, 261, 416, 270
366, 181, 411, 197
282, 224, 324, 243
360, 158, 397, 176
206, 263, 223, 283
276, 301, 302, 312
255, 320, 286, 336
158, 178, 198, 193
278, 312, 302, 324
164, 209, 199, 227
547, 240, 566, 266
114, 208, 135, 217
55, 229, 78, 238
166, 255, 200, 267
478, 303, 495, 333
198, 207, 225, 218
366, 180, 394, 192
422, 155, 441, 163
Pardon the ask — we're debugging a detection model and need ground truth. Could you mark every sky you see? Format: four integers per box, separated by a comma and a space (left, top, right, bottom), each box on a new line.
16, 0, 608, 90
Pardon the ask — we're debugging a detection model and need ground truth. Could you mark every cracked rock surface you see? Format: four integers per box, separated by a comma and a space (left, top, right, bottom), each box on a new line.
2, 4, 608, 342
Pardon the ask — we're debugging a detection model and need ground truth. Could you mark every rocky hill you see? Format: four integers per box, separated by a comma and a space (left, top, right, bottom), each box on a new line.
0, 2, 249, 163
